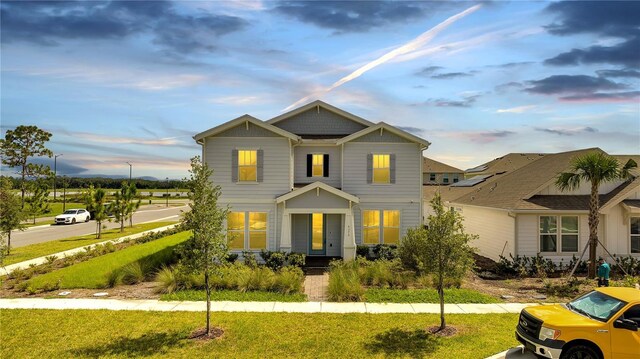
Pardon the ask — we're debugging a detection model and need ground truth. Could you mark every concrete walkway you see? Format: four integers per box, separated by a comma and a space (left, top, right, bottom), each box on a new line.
304, 271, 329, 301
1, 223, 179, 275
0, 298, 544, 314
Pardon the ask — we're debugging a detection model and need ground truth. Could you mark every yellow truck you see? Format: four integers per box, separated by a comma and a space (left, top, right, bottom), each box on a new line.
516, 287, 639, 359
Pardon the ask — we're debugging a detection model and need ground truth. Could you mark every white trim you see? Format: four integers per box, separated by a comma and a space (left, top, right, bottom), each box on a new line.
336, 122, 431, 148
219, 198, 275, 204
193, 114, 300, 141
537, 215, 580, 254
283, 208, 351, 214
276, 181, 359, 203
266, 100, 374, 127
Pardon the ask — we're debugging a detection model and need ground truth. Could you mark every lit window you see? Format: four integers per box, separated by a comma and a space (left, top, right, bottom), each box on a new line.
249, 212, 267, 249
373, 154, 390, 183
238, 150, 257, 181
362, 210, 380, 244
540, 216, 557, 252
312, 154, 324, 177
312, 213, 324, 250
631, 217, 640, 253
227, 212, 245, 249
383, 210, 400, 244
561, 216, 578, 252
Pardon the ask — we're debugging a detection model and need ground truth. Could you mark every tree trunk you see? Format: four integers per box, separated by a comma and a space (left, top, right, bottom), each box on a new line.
438, 275, 445, 331
205, 271, 211, 335
7, 230, 11, 254
97, 220, 102, 239
588, 182, 600, 278
120, 218, 124, 233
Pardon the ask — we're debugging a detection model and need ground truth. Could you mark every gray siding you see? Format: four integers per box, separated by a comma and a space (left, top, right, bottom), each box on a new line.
326, 214, 342, 257
352, 130, 412, 143
291, 214, 309, 253
222, 202, 277, 252
343, 143, 422, 201
215, 122, 279, 137
294, 145, 341, 187
354, 202, 421, 245
204, 136, 290, 200
285, 189, 351, 209
272, 107, 367, 136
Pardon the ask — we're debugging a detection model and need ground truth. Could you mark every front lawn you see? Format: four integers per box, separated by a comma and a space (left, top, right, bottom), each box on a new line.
27, 231, 191, 290
25, 202, 84, 220
1, 310, 519, 358
365, 288, 499, 304
3, 221, 177, 265
161, 289, 307, 302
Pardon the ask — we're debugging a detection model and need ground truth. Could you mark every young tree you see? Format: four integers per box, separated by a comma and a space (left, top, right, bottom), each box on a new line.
0, 125, 53, 207
181, 156, 228, 336
400, 193, 475, 332
84, 186, 108, 239
25, 179, 50, 224
556, 152, 637, 278
108, 182, 130, 232
124, 183, 141, 228
0, 177, 25, 254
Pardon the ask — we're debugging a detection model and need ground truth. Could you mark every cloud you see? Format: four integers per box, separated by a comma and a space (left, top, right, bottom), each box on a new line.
596, 69, 640, 78
395, 126, 425, 135
535, 126, 598, 136
273, 1, 458, 33
496, 105, 537, 114
209, 96, 264, 105
417, 93, 481, 108
544, 37, 640, 69
524, 75, 626, 95
544, 1, 639, 38
559, 91, 640, 102
495, 81, 523, 93
430, 72, 474, 79
0, 1, 247, 54
488, 61, 535, 68
441, 130, 516, 144
416, 66, 444, 76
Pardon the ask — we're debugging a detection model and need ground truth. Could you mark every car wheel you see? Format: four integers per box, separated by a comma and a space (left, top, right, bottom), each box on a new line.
72, 218, 76, 224
560, 344, 601, 359
85, 216, 90, 222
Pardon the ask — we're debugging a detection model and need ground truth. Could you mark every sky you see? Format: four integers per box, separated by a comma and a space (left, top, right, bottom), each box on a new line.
1, 0, 639, 179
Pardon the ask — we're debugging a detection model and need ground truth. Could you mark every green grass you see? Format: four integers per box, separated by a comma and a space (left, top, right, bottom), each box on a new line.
3, 221, 177, 265
27, 231, 191, 290
24, 202, 84, 220
1, 310, 519, 358
365, 288, 500, 304
161, 289, 307, 302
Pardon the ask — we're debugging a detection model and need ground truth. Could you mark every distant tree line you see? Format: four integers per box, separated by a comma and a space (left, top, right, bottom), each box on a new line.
0, 175, 185, 190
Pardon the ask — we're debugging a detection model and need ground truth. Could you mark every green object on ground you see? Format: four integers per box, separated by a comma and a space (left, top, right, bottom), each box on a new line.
1, 310, 519, 358
27, 231, 190, 289
161, 289, 307, 302
364, 288, 499, 304
3, 221, 177, 265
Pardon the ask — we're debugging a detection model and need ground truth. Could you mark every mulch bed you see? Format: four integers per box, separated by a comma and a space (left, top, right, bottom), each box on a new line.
188, 327, 224, 341
427, 326, 458, 337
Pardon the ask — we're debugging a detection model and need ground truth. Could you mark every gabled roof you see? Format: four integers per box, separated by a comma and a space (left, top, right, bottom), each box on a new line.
466, 153, 546, 174
276, 181, 359, 203
336, 122, 431, 148
267, 100, 374, 127
193, 114, 300, 142
599, 176, 640, 212
423, 157, 463, 173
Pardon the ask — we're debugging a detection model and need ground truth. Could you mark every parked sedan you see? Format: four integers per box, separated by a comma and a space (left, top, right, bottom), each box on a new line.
54, 209, 91, 225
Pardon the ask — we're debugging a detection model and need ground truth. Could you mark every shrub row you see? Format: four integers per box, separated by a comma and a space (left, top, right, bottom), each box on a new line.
496, 253, 640, 278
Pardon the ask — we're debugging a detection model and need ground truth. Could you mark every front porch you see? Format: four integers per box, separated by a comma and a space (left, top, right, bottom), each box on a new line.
277, 182, 358, 260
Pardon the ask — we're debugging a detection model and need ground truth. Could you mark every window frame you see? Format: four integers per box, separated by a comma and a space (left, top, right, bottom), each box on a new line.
372, 154, 391, 184
630, 217, 640, 254
226, 211, 268, 250
429, 173, 436, 181
312, 153, 324, 177
238, 149, 258, 182
538, 215, 579, 254
362, 209, 400, 245
442, 173, 449, 184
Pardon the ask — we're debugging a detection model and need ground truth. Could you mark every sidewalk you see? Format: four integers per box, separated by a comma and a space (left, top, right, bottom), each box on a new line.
0, 298, 544, 314
1, 223, 179, 275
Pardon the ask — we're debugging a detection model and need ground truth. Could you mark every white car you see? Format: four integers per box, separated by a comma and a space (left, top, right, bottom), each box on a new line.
55, 209, 91, 225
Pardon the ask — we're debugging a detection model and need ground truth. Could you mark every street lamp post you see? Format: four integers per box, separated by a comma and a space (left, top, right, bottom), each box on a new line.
165, 177, 169, 208
126, 162, 132, 183
53, 154, 63, 202
63, 175, 67, 211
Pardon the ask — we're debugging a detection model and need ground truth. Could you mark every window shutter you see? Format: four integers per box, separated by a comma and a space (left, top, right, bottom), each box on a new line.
306, 154, 312, 177
390, 154, 396, 184
323, 154, 329, 177
231, 149, 238, 182
366, 154, 373, 184
257, 149, 264, 182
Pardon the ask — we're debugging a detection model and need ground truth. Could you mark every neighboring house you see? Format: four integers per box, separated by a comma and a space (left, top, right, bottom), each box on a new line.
194, 100, 430, 259
432, 148, 640, 262
422, 157, 464, 185
465, 152, 546, 178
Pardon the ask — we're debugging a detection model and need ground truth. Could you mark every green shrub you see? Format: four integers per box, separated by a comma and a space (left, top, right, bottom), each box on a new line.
356, 245, 370, 258
397, 230, 423, 273
287, 252, 306, 267
260, 250, 287, 271
242, 251, 258, 268
543, 277, 584, 297
120, 262, 146, 285
45, 255, 58, 264
274, 266, 304, 294
372, 244, 397, 260
107, 269, 124, 288
328, 263, 364, 301
612, 275, 640, 288
226, 253, 239, 263
155, 266, 178, 294
614, 256, 640, 276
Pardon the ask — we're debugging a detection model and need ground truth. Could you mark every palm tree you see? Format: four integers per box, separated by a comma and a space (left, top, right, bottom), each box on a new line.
556, 151, 637, 278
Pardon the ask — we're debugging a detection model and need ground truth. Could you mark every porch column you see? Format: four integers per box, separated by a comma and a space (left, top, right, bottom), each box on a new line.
343, 211, 356, 260
280, 212, 292, 252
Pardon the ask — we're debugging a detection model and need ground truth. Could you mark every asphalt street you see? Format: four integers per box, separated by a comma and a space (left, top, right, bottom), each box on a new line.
11, 205, 188, 248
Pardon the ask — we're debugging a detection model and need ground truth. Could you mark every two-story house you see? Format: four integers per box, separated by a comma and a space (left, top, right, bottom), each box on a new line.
194, 100, 430, 259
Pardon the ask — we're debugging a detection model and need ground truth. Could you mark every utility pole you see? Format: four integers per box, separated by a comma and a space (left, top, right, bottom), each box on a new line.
165, 177, 169, 208
53, 154, 63, 202
126, 162, 132, 183
63, 175, 67, 211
